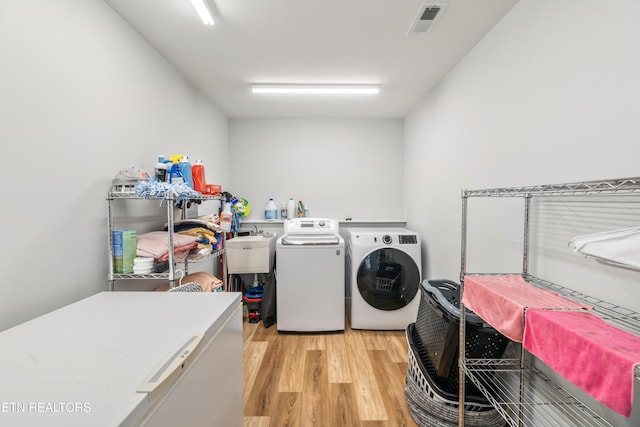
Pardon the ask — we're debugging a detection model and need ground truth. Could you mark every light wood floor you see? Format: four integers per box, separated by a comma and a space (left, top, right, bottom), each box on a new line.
242, 314, 419, 427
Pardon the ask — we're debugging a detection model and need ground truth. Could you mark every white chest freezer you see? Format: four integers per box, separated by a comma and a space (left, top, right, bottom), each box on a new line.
0, 292, 243, 427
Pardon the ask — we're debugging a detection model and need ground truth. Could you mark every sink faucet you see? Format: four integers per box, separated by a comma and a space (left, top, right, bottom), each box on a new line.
251, 225, 260, 236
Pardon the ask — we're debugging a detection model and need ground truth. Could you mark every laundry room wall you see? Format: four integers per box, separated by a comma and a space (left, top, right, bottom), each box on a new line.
404, 0, 640, 310
0, 0, 229, 331
228, 118, 405, 222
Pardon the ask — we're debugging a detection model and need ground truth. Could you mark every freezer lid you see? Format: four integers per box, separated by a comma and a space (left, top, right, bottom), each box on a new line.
281, 234, 340, 245
0, 292, 241, 427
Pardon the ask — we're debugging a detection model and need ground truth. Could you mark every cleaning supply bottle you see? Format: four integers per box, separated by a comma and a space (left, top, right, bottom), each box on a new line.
168, 161, 184, 184
220, 202, 232, 232
154, 155, 168, 182
265, 198, 278, 220
192, 159, 206, 193
179, 156, 193, 189
280, 202, 287, 220
286, 198, 296, 220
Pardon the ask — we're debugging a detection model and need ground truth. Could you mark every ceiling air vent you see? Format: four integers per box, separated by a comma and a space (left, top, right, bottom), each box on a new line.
408, 3, 448, 34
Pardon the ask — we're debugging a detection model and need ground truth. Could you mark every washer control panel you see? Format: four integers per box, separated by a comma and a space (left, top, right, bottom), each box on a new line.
284, 217, 339, 235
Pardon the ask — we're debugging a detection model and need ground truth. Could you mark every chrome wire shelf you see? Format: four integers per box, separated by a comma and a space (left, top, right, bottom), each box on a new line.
462, 274, 640, 337
110, 249, 225, 281
107, 191, 221, 201
107, 190, 225, 291
462, 361, 611, 427
459, 176, 640, 426
527, 275, 640, 337
463, 177, 640, 198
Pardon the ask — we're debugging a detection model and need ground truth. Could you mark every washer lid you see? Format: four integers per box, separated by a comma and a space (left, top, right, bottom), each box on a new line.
281, 234, 340, 246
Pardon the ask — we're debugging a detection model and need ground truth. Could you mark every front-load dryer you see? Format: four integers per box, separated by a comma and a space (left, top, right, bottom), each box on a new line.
346, 228, 422, 330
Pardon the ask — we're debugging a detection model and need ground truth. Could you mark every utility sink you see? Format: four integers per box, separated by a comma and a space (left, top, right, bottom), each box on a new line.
226, 233, 277, 274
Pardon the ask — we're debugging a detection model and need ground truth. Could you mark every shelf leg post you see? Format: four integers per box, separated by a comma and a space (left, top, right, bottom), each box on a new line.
522, 194, 531, 278
519, 194, 532, 426
167, 193, 175, 288
107, 194, 115, 291
459, 191, 469, 427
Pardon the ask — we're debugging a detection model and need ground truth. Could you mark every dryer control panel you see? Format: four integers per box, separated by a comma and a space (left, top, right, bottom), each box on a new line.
348, 229, 421, 246
398, 234, 418, 244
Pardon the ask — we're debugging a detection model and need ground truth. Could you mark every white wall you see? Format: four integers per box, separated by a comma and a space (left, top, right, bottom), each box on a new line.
405, 0, 639, 293
0, 0, 228, 331
405, 2, 640, 423
229, 118, 404, 222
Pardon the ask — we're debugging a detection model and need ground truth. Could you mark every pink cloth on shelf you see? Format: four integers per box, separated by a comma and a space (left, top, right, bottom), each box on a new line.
523, 309, 640, 417
136, 231, 198, 259
462, 275, 589, 342
155, 242, 198, 262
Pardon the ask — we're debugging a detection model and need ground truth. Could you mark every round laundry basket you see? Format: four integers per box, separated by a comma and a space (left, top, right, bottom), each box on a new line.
404, 323, 506, 427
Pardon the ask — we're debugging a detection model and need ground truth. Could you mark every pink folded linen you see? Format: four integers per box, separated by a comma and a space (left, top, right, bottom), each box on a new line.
136, 231, 198, 259
462, 275, 589, 342
523, 309, 640, 417
155, 242, 198, 262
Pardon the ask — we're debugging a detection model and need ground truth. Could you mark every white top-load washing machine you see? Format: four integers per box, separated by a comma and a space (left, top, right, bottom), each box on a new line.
276, 218, 345, 332
346, 228, 422, 330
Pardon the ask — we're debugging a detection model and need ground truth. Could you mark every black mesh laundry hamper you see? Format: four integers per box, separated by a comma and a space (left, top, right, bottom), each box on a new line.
404, 323, 505, 427
414, 279, 510, 399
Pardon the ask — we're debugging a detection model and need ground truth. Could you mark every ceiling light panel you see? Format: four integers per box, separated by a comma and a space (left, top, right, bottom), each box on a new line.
190, 0, 214, 25
251, 84, 380, 95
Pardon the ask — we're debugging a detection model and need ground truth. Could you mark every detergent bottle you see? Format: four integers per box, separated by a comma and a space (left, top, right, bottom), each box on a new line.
265, 198, 278, 220
192, 159, 207, 193
220, 202, 232, 232
179, 156, 193, 189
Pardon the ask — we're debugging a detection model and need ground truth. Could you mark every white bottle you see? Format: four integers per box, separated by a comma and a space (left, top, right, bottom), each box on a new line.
220, 202, 232, 232
265, 198, 278, 220
286, 198, 296, 221
154, 155, 168, 182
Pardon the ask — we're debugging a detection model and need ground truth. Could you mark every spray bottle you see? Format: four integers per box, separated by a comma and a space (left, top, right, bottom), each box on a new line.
168, 154, 184, 184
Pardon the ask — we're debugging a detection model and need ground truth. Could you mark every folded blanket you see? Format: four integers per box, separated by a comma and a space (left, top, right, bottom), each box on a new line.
136, 231, 198, 259
177, 227, 216, 245
524, 309, 640, 417
169, 213, 220, 231
462, 275, 589, 342
154, 241, 198, 262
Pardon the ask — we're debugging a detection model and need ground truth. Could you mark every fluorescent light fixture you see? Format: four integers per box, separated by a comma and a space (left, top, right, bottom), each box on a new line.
251, 84, 380, 95
190, 0, 214, 26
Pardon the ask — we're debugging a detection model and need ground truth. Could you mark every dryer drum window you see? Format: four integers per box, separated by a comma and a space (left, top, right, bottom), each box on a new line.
356, 248, 420, 310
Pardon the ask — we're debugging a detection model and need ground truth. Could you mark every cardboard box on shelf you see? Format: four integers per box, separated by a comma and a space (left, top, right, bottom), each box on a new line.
112, 229, 136, 273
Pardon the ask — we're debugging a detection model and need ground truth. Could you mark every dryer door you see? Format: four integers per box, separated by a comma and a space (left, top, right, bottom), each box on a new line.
356, 248, 420, 310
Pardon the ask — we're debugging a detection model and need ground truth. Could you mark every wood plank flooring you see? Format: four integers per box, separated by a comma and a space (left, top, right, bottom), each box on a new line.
242, 314, 419, 427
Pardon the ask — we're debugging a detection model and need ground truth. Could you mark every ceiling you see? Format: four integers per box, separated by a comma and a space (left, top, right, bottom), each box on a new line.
103, 0, 518, 118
